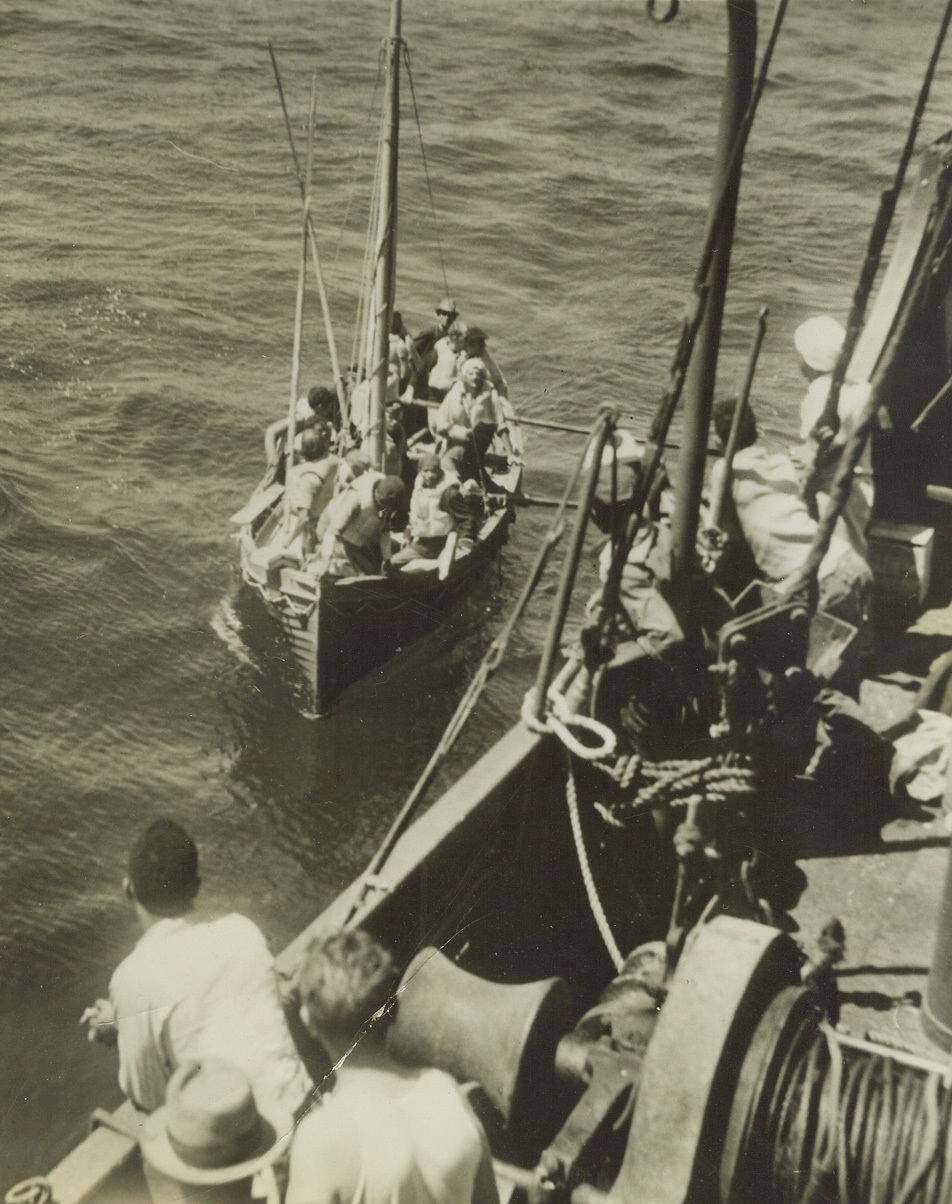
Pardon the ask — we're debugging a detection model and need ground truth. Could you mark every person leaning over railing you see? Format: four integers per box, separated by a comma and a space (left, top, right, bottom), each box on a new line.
80, 819, 312, 1124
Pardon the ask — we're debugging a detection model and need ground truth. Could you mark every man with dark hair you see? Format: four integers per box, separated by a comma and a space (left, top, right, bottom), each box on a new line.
317, 472, 407, 576
81, 818, 312, 1118
286, 927, 498, 1204
264, 383, 340, 464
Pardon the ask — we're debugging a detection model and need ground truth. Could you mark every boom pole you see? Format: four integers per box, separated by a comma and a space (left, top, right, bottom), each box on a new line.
669, 0, 757, 601
368, 0, 403, 470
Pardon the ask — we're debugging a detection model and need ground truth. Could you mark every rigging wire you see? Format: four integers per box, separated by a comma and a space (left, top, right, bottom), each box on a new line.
333, 45, 387, 267
402, 44, 451, 300
267, 44, 347, 410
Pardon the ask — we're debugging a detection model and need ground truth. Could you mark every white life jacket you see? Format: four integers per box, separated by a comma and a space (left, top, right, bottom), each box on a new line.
428, 337, 459, 392
410, 475, 456, 540
336, 470, 385, 547
286, 455, 340, 520
436, 385, 501, 440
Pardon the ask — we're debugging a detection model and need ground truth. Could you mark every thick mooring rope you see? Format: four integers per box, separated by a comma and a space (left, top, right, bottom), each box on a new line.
738, 1017, 952, 1204
597, 752, 758, 815
566, 762, 625, 973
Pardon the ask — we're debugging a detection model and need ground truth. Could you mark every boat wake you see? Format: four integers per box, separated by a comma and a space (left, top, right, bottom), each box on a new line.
210, 596, 259, 671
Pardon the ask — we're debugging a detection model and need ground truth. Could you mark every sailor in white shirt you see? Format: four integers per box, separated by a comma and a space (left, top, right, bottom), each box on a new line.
81, 819, 312, 1119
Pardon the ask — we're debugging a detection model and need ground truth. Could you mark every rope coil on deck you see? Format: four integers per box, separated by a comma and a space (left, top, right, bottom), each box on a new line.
596, 753, 759, 816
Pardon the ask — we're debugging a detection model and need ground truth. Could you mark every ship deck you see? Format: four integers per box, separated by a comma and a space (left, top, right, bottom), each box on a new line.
794, 602, 952, 1059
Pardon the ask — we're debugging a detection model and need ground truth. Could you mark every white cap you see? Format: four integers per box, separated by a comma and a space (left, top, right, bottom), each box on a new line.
794, 315, 845, 374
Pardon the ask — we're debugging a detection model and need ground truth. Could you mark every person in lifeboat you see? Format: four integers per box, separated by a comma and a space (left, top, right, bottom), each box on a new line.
432, 358, 510, 484
389, 453, 462, 569
315, 472, 407, 577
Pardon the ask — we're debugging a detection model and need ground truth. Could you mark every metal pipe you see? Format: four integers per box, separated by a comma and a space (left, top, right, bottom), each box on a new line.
669, 0, 757, 597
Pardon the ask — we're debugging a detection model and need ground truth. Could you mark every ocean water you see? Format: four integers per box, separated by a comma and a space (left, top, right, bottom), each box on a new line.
3, 0, 952, 1183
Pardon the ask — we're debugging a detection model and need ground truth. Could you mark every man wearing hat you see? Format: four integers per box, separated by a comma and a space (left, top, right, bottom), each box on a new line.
316, 470, 407, 576
794, 314, 873, 555
140, 1058, 293, 1203
460, 326, 508, 398
286, 928, 498, 1204
80, 819, 312, 1124
390, 454, 461, 567
410, 297, 459, 401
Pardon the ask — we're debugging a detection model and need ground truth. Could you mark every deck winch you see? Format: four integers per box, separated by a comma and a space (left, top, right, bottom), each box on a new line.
390, 917, 952, 1204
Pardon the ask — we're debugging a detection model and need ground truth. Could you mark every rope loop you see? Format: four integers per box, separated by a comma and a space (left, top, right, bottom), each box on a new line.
521, 683, 617, 762
5, 1180, 53, 1204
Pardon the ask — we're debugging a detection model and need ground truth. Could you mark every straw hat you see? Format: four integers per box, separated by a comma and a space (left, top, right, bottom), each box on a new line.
436, 297, 458, 317
794, 315, 845, 374
140, 1060, 292, 1187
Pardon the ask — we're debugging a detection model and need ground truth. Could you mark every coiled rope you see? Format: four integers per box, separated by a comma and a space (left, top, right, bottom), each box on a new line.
596, 753, 758, 816
735, 1012, 952, 1204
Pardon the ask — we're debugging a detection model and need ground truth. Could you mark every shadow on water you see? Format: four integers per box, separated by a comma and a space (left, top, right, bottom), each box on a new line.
211, 564, 524, 883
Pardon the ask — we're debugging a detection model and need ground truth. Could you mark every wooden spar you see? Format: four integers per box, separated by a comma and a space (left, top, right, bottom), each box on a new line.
669, 0, 756, 595
268, 45, 348, 423
416, 399, 716, 448
911, 372, 952, 432
533, 410, 616, 722
368, 0, 403, 470
707, 305, 768, 530
282, 79, 319, 530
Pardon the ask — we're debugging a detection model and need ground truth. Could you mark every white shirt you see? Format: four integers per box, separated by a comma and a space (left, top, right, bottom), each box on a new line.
110, 913, 311, 1115
287, 1067, 497, 1204
712, 446, 857, 586
799, 376, 871, 448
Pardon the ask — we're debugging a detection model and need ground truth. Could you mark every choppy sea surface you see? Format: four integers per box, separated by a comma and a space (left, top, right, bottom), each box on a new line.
3, 0, 952, 1182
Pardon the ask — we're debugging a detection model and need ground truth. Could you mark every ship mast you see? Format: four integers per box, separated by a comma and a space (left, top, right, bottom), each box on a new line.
368, 0, 403, 471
